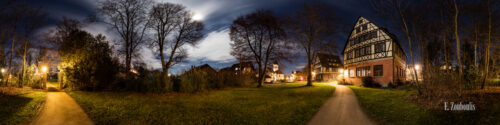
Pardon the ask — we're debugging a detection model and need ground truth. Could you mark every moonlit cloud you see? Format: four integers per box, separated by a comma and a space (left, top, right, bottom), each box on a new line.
28, 0, 367, 75
185, 28, 234, 63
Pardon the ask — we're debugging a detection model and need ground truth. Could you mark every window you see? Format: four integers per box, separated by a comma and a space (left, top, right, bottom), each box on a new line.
349, 69, 355, 77
359, 20, 363, 24
355, 49, 360, 57
356, 27, 360, 33
375, 42, 386, 53
374, 65, 383, 76
365, 46, 371, 55
362, 24, 368, 31
360, 47, 365, 56
356, 66, 371, 77
372, 31, 377, 39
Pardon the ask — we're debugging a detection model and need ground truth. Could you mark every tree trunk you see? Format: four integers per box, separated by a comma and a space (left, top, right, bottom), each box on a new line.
6, 33, 15, 87
125, 42, 131, 79
307, 60, 313, 86
19, 40, 28, 87
474, 27, 478, 69
257, 63, 263, 88
454, 0, 463, 79
481, 0, 492, 89
443, 33, 449, 74
395, 1, 419, 94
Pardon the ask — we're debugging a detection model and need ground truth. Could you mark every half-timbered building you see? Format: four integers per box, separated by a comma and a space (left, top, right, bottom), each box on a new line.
313, 53, 343, 81
342, 17, 407, 87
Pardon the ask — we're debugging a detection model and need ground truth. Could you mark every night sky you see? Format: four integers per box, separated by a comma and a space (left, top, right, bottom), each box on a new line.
24, 0, 385, 75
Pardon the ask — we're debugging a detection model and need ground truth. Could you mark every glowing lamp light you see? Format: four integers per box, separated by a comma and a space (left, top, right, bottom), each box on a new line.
41, 66, 48, 73
415, 65, 421, 70
1, 68, 5, 73
130, 69, 138, 74
332, 80, 338, 85
339, 69, 344, 73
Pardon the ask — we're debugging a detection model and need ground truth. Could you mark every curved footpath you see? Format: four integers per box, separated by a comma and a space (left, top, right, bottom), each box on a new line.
31, 90, 93, 125
308, 83, 374, 125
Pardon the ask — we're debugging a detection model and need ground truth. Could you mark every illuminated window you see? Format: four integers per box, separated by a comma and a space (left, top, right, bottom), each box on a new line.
356, 66, 371, 77
349, 69, 355, 77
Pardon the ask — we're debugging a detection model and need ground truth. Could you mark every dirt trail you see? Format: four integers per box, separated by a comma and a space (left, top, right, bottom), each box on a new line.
308, 83, 374, 125
31, 92, 93, 125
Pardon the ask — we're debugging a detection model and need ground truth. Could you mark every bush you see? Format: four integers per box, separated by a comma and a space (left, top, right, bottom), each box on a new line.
58, 31, 119, 91
177, 69, 254, 93
141, 73, 173, 93
362, 77, 380, 88
121, 67, 254, 93
21, 65, 44, 89
179, 70, 209, 93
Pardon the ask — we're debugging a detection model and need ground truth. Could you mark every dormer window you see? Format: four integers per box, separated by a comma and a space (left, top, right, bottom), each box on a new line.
359, 20, 363, 24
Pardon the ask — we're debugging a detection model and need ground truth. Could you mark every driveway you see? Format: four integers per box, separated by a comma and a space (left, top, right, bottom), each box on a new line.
31, 91, 93, 125
308, 83, 374, 125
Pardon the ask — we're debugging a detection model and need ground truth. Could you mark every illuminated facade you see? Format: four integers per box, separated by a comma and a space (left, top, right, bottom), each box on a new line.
342, 17, 407, 87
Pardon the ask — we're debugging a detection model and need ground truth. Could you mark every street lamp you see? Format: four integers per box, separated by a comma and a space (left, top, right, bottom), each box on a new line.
415, 64, 420, 71
41, 66, 48, 89
41, 66, 48, 73
1, 68, 5, 73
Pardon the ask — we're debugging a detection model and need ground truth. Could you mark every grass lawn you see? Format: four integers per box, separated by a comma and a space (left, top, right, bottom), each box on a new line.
348, 86, 500, 125
68, 82, 334, 125
0, 90, 46, 125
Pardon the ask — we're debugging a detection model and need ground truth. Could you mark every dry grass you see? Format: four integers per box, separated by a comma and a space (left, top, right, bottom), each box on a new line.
68, 82, 334, 124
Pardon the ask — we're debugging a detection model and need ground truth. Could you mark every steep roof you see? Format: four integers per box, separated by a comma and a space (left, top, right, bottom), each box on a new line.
187, 64, 216, 73
220, 61, 254, 72
341, 16, 407, 59
316, 53, 343, 67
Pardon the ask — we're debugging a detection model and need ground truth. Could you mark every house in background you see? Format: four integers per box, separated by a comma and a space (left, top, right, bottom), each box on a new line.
186, 64, 217, 74
313, 53, 343, 81
342, 17, 407, 87
291, 70, 306, 81
220, 61, 254, 74
265, 61, 285, 83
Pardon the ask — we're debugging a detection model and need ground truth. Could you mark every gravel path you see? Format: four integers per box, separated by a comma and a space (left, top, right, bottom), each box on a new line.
31, 92, 93, 125
308, 83, 374, 125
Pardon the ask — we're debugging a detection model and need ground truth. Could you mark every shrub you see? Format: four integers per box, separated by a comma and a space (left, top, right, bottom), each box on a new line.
362, 77, 380, 88
58, 31, 119, 91
140, 72, 173, 93
179, 70, 209, 93
21, 65, 44, 89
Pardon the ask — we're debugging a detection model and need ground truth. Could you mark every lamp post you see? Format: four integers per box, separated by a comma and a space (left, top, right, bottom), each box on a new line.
339, 69, 345, 85
41, 66, 48, 89
1, 68, 4, 83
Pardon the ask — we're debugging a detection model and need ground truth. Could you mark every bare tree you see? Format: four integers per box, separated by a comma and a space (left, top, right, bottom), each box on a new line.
287, 2, 341, 86
481, 0, 495, 89
18, 5, 47, 87
99, 0, 152, 78
148, 3, 204, 78
230, 10, 287, 87
4, 2, 26, 86
453, 0, 464, 79
370, 0, 421, 93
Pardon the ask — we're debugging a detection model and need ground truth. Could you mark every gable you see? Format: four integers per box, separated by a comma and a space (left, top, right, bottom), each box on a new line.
341, 17, 406, 59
